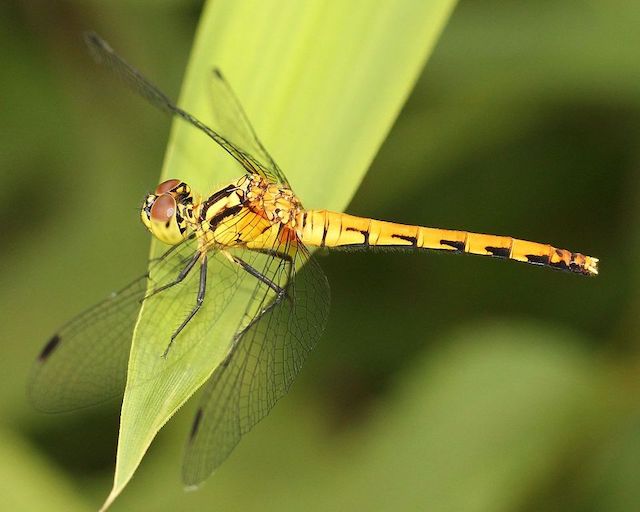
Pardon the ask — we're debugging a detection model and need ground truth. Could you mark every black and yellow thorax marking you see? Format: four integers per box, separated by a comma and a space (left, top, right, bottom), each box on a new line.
191, 175, 302, 253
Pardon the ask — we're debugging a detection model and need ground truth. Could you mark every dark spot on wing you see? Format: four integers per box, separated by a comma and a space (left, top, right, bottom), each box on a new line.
486, 246, 510, 258
189, 407, 203, 442
38, 334, 61, 362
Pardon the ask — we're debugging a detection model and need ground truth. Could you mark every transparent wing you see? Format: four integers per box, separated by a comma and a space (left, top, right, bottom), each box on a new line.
29, 211, 286, 413
83, 32, 284, 184
207, 69, 290, 187
28, 240, 199, 412
29, 274, 145, 412
182, 241, 330, 486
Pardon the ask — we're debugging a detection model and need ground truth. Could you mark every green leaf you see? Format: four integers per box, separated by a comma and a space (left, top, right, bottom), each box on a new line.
322, 322, 613, 512
102, 0, 457, 509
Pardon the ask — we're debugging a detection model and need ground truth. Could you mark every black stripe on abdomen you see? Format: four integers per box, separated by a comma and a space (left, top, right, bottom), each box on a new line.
440, 239, 465, 252
485, 246, 510, 258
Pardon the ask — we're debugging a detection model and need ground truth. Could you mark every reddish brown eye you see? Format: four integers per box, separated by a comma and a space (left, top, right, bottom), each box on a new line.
150, 194, 176, 223
155, 179, 181, 195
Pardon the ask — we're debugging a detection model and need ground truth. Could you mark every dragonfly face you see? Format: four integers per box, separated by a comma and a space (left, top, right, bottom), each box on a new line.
141, 179, 196, 245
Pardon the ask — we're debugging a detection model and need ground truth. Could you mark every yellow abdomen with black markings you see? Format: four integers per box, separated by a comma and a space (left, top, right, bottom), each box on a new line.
141, 176, 598, 276
296, 209, 598, 276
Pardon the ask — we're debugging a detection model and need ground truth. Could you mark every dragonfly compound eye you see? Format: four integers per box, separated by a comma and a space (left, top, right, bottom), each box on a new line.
155, 178, 182, 194
148, 193, 187, 245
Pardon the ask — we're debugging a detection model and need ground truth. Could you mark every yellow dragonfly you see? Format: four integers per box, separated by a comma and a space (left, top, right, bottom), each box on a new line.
30, 33, 599, 487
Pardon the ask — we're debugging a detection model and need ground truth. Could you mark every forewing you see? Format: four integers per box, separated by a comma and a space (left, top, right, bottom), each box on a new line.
182, 244, 330, 486
28, 241, 198, 412
207, 69, 290, 187
84, 32, 277, 182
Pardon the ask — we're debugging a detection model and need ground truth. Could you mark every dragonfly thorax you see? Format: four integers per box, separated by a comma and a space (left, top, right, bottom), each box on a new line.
192, 175, 302, 251
200, 175, 301, 227
141, 179, 196, 245
244, 175, 302, 225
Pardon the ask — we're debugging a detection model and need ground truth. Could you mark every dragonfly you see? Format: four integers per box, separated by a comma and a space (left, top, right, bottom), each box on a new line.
30, 32, 599, 488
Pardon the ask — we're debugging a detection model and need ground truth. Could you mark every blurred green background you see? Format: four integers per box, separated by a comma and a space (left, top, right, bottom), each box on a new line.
2, 1, 640, 511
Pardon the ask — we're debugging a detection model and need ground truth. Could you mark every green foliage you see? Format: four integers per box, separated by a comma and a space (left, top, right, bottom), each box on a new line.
4, 1, 640, 511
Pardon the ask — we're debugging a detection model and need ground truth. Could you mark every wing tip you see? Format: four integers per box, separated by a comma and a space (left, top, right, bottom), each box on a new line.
83, 31, 113, 63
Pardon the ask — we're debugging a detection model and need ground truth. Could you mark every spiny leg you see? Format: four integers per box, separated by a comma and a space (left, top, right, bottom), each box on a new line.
163, 251, 291, 358
226, 246, 297, 303
220, 274, 289, 370
250, 247, 293, 263
216, 251, 294, 369
144, 251, 200, 302
226, 253, 287, 299
163, 255, 208, 358
254, 249, 294, 297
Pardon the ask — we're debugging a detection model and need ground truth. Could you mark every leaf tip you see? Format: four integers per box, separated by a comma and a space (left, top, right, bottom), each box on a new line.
98, 488, 120, 512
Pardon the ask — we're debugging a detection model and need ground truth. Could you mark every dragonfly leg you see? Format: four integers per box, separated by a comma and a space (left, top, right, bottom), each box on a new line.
250, 247, 293, 262
227, 253, 287, 299
143, 251, 200, 302
245, 248, 294, 303
162, 255, 208, 358
216, 253, 294, 370
220, 278, 288, 370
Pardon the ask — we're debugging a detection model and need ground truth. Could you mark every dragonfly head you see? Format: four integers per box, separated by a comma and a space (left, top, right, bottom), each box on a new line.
141, 179, 195, 245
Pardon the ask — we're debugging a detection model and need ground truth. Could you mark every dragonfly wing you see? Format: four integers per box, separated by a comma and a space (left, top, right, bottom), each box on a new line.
207, 68, 290, 187
84, 32, 282, 183
29, 274, 146, 412
28, 240, 198, 412
182, 244, 330, 486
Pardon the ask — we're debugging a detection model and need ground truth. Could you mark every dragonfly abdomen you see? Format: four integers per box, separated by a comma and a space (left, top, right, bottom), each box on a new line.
297, 210, 598, 276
